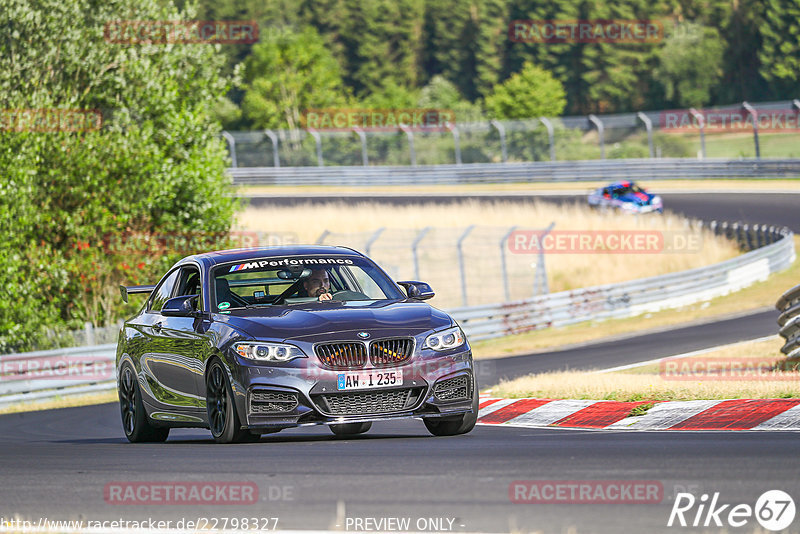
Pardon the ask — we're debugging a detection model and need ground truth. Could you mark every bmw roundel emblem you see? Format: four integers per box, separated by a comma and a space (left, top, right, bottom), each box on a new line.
357, 332, 370, 339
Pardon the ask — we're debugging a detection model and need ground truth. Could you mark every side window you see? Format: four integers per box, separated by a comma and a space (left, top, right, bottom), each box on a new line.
175, 266, 202, 311
148, 269, 180, 312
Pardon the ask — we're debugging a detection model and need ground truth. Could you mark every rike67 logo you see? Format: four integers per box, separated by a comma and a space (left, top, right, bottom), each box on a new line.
668, 490, 795, 531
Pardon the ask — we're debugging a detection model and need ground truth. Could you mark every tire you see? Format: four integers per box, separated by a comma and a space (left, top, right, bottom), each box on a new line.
423, 375, 479, 437
329, 422, 372, 436
118, 363, 169, 443
206, 360, 259, 444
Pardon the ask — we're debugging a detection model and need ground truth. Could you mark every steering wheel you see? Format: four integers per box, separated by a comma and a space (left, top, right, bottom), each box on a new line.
330, 290, 369, 301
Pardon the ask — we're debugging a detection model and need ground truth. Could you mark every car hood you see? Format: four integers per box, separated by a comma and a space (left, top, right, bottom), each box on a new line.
215, 299, 453, 340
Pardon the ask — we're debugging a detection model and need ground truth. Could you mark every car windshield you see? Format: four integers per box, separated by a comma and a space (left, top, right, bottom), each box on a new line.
615, 184, 645, 195
212, 255, 404, 310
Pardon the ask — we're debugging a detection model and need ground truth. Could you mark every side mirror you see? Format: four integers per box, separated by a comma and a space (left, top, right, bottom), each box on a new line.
161, 295, 199, 317
397, 281, 435, 300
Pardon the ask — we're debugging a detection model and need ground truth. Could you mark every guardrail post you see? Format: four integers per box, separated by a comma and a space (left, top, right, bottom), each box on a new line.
689, 108, 706, 159
306, 128, 324, 166
399, 125, 417, 166
351, 126, 368, 166
742, 101, 761, 159
636, 112, 655, 158
534, 222, 555, 296
539, 117, 556, 161
315, 230, 330, 245
500, 226, 518, 302
446, 122, 462, 165
221, 131, 237, 168
411, 227, 431, 280
364, 227, 385, 257
264, 129, 280, 167
794, 100, 800, 126
490, 119, 508, 163
588, 114, 605, 159
456, 225, 475, 305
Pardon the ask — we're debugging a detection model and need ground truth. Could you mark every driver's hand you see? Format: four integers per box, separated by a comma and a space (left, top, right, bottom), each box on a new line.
318, 292, 332, 301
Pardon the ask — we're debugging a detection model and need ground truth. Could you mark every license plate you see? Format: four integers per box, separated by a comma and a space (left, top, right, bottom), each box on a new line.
337, 369, 403, 390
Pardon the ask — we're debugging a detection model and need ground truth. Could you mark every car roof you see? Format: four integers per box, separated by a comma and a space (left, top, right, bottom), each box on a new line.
180, 245, 364, 268
608, 181, 636, 188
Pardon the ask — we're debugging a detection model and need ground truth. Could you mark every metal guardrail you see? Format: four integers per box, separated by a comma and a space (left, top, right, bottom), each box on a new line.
1, 223, 794, 406
777, 284, 800, 359
0, 344, 116, 408
230, 158, 800, 186
453, 224, 795, 341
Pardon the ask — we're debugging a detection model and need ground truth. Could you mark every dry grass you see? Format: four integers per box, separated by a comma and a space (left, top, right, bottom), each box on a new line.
0, 390, 117, 415
237, 200, 739, 308
490, 337, 800, 401
471, 235, 799, 359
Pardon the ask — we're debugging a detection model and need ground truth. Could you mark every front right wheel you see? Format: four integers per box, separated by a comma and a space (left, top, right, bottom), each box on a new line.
423, 376, 479, 437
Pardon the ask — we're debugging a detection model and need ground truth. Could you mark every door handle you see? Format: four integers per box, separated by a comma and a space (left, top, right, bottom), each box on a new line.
153, 322, 162, 332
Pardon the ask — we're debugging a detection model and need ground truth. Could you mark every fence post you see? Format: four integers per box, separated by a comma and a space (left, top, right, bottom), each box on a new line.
490, 119, 508, 162
351, 126, 368, 166
411, 227, 431, 280
534, 222, 555, 296
742, 101, 760, 159
588, 114, 605, 159
264, 129, 280, 168
364, 227, 385, 256
399, 125, 417, 166
315, 230, 330, 245
689, 108, 706, 159
306, 128, 324, 166
457, 225, 475, 306
221, 131, 237, 168
636, 112, 654, 158
539, 117, 556, 161
500, 226, 518, 302
84, 322, 95, 346
446, 122, 462, 165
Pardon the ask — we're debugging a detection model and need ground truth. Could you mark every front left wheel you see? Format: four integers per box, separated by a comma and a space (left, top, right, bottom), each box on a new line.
118, 364, 169, 443
206, 360, 259, 444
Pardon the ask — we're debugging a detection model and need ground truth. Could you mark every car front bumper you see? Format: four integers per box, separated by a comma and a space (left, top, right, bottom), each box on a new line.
230, 349, 476, 431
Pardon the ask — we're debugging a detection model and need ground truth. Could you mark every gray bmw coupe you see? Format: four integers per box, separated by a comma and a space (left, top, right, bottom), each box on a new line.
116, 245, 478, 443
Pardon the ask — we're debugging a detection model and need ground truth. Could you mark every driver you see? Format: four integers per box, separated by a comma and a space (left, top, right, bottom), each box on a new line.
302, 268, 332, 301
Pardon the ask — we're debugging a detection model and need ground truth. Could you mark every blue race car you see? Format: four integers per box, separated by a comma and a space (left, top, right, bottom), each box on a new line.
587, 181, 663, 213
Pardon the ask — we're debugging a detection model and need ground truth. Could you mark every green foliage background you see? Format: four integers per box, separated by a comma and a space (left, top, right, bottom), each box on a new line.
0, 0, 239, 352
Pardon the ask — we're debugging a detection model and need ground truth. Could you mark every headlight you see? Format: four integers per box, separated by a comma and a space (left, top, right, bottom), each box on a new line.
233, 342, 306, 362
652, 195, 662, 206
423, 326, 466, 351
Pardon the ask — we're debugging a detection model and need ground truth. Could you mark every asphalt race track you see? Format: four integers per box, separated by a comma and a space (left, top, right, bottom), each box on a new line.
1, 191, 799, 533
247, 192, 800, 233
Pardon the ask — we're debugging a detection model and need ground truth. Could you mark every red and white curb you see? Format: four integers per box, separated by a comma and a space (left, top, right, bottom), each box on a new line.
477, 396, 800, 431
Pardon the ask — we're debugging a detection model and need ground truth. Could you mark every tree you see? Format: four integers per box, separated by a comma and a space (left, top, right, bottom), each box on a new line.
241, 26, 348, 130
655, 22, 725, 107
0, 0, 238, 351
758, 0, 800, 97
485, 62, 566, 119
